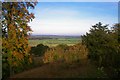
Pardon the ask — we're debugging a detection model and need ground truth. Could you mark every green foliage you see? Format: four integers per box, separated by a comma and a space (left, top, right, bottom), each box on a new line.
2, 2, 37, 79
56, 44, 68, 49
43, 43, 88, 63
82, 22, 120, 77
30, 44, 49, 56
96, 67, 107, 78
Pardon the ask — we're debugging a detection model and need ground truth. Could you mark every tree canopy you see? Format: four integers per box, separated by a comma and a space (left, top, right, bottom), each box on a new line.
2, 2, 37, 79
82, 22, 120, 77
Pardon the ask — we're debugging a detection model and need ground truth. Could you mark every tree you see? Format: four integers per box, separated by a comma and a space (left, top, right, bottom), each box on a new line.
111, 23, 120, 77
112, 23, 120, 43
30, 44, 49, 56
82, 22, 120, 77
2, 1, 37, 78
82, 22, 109, 66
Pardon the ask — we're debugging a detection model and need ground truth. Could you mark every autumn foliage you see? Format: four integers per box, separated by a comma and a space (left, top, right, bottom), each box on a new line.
2, 2, 37, 79
43, 43, 88, 63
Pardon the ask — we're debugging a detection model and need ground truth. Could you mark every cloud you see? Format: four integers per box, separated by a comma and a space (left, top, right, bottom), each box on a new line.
29, 16, 117, 35
28, 2, 117, 35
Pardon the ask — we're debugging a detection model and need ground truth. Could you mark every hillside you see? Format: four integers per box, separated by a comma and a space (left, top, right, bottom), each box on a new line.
10, 59, 107, 78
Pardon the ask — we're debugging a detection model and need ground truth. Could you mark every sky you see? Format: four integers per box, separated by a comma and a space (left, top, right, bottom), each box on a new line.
28, 2, 118, 36
37, 0, 119, 2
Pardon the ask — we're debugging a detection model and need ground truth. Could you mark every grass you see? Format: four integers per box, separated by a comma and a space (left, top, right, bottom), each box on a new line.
29, 38, 81, 47
10, 58, 107, 78
10, 38, 108, 78
10, 36, 108, 78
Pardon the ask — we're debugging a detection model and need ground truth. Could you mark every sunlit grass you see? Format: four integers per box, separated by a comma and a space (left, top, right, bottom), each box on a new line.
29, 38, 81, 47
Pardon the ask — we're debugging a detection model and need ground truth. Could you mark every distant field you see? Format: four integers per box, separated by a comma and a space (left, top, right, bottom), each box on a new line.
29, 36, 81, 47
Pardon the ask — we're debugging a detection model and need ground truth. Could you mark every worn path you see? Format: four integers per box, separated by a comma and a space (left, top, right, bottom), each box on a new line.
10, 59, 106, 78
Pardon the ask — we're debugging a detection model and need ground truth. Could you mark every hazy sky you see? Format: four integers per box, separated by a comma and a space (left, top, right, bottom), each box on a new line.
29, 2, 118, 36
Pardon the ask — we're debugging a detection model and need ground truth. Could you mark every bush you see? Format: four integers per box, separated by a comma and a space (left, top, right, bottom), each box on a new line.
43, 43, 88, 63
30, 44, 49, 56
2, 53, 33, 79
81, 22, 120, 78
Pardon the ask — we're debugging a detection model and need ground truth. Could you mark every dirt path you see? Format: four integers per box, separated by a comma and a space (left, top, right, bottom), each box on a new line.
10, 59, 105, 78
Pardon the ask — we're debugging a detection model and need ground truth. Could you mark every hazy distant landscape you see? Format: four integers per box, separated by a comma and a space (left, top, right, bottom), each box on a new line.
29, 35, 81, 47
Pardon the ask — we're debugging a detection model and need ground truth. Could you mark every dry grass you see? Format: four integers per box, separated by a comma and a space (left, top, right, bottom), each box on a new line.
10, 58, 107, 78
10, 43, 107, 78
43, 43, 88, 63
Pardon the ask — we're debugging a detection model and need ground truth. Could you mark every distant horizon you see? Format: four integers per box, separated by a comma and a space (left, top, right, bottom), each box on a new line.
30, 34, 82, 36
29, 2, 117, 35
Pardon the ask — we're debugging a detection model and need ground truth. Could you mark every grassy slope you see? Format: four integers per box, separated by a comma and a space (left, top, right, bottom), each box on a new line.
10, 58, 107, 78
11, 36, 107, 78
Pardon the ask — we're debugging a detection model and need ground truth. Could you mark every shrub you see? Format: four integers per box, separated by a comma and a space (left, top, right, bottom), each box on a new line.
30, 44, 49, 56
81, 22, 120, 78
43, 43, 88, 63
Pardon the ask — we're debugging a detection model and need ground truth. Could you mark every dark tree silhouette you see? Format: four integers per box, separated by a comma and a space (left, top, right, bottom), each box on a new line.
82, 22, 120, 78
30, 44, 49, 56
